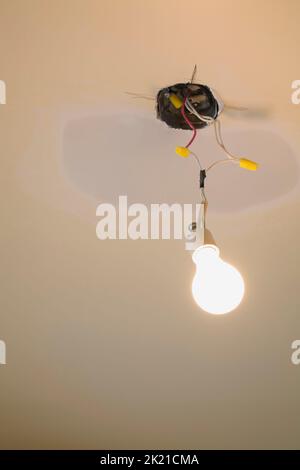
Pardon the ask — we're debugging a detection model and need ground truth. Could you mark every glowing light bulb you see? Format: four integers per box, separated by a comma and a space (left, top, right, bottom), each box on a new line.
192, 245, 244, 314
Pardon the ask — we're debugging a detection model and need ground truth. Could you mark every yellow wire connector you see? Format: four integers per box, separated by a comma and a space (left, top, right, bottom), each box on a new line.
176, 146, 190, 158
169, 94, 183, 109
239, 158, 258, 171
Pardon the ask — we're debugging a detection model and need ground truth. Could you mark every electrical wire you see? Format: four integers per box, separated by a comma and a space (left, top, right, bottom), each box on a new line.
185, 97, 214, 124
190, 64, 197, 84
181, 96, 197, 148
206, 158, 239, 172
125, 91, 155, 101
200, 187, 207, 204
223, 103, 248, 112
180, 87, 250, 229
185, 101, 240, 172
183, 93, 240, 165
189, 151, 203, 170
199, 120, 240, 173
213, 119, 239, 161
179, 89, 244, 183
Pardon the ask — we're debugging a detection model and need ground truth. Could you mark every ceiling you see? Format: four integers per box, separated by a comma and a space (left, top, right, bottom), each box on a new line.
0, 0, 300, 449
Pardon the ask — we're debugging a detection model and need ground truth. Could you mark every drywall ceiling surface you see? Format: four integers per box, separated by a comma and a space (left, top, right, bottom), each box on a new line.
0, 0, 300, 450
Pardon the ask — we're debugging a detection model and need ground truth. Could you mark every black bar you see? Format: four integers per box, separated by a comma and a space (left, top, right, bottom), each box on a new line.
0, 450, 299, 467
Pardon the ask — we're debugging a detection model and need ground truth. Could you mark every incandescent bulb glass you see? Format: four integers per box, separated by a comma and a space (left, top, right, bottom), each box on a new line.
192, 244, 245, 314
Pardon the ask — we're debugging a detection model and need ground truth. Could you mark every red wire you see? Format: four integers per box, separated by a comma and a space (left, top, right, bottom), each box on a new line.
181, 96, 197, 148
